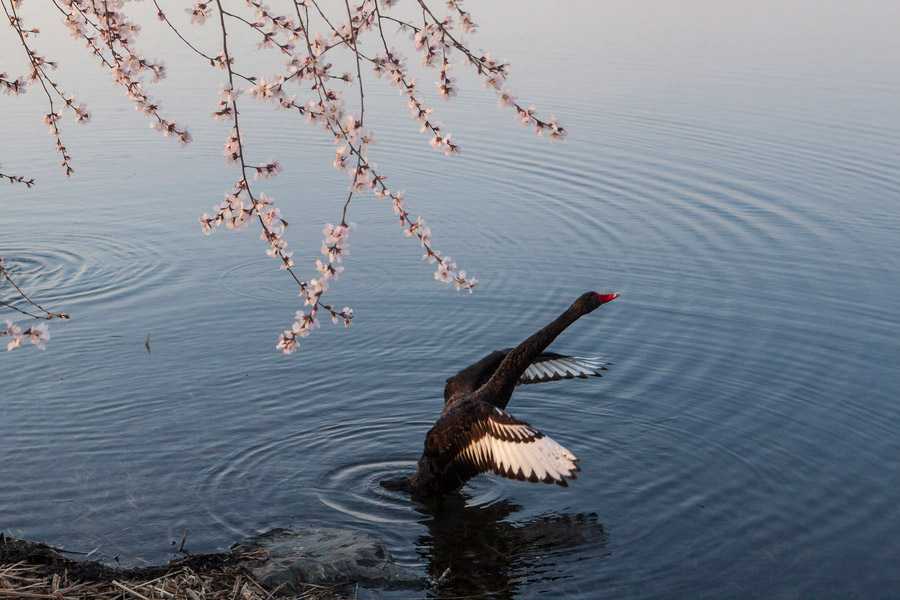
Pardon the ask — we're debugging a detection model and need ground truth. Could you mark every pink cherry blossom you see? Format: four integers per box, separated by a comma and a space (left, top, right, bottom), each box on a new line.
4, 0, 565, 353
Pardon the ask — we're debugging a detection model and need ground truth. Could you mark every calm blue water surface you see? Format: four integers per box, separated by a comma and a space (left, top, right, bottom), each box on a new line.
2, 1, 899, 598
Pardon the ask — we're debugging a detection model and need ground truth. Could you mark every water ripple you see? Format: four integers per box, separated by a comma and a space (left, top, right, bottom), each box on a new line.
0, 231, 172, 307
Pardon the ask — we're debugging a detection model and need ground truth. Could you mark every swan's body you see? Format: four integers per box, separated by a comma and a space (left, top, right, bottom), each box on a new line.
384, 292, 618, 498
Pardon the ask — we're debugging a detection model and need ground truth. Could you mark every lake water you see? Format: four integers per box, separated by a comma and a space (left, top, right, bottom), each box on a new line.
2, 1, 899, 598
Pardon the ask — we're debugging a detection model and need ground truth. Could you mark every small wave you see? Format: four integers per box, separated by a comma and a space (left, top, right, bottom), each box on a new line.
1, 232, 172, 307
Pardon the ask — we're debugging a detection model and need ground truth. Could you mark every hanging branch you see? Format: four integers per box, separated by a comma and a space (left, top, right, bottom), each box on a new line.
0, 257, 69, 351
2, 0, 567, 354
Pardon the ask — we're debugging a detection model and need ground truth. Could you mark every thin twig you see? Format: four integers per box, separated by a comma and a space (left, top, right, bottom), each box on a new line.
0, 261, 69, 321
178, 528, 189, 553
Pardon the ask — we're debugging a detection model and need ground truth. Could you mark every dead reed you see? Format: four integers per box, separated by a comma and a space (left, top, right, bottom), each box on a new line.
0, 536, 350, 600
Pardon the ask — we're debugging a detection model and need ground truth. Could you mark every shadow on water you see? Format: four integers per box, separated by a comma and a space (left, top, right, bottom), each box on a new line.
412, 496, 607, 599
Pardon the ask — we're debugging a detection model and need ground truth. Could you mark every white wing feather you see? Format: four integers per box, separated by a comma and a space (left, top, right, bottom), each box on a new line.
454, 411, 580, 486
519, 355, 609, 385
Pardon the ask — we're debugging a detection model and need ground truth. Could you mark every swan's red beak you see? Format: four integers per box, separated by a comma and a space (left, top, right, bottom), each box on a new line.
594, 293, 619, 304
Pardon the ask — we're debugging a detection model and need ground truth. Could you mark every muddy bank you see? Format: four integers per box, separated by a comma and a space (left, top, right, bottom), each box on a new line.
0, 528, 421, 599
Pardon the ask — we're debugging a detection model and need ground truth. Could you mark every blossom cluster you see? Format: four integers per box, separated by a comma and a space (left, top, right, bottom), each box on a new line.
0, 71, 27, 96
276, 222, 353, 354
4, 0, 565, 353
2, 319, 50, 351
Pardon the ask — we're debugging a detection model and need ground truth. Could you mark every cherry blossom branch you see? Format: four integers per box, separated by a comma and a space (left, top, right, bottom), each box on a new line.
2, 0, 568, 354
52, 0, 191, 145
0, 162, 35, 187
2, 0, 83, 176
412, 0, 565, 139
371, 4, 458, 153
0, 257, 69, 351
0, 258, 69, 322
197, 0, 353, 353
206, 0, 478, 352
152, 1, 212, 60
151, 0, 244, 78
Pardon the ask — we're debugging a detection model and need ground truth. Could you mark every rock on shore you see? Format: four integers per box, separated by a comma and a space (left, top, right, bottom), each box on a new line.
236, 527, 420, 590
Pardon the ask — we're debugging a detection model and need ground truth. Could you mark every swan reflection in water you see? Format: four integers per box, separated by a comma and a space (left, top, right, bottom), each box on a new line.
412, 495, 607, 598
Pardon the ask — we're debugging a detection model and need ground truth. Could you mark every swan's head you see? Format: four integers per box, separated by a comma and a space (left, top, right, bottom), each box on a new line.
573, 291, 619, 314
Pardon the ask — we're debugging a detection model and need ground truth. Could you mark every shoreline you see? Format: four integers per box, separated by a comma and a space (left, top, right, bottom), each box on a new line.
0, 531, 380, 599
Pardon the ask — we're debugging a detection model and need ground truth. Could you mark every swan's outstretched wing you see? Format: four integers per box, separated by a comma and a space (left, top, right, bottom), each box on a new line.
518, 353, 609, 385
444, 350, 609, 402
426, 401, 580, 489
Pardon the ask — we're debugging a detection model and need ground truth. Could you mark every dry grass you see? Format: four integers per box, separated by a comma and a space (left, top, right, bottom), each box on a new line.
0, 536, 352, 600
0, 561, 352, 600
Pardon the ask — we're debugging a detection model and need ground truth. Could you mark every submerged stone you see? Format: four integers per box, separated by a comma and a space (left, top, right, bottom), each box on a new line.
235, 527, 421, 590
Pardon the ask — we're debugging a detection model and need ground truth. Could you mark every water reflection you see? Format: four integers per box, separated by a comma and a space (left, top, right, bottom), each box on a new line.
414, 496, 607, 598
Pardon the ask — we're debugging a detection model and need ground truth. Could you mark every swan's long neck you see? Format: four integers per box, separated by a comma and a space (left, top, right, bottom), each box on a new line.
474, 304, 587, 409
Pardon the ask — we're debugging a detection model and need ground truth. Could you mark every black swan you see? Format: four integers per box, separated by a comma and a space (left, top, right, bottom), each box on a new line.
383, 291, 619, 498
